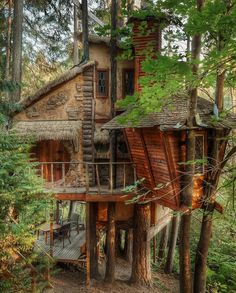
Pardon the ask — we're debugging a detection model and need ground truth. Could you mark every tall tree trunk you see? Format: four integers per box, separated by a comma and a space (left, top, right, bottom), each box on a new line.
125, 229, 133, 263
105, 0, 118, 283
158, 224, 169, 260
179, 1, 204, 292
12, 0, 23, 101
193, 32, 225, 293
105, 202, 116, 283
73, 3, 79, 65
5, 0, 12, 80
81, 0, 89, 61
165, 214, 180, 273
130, 203, 151, 285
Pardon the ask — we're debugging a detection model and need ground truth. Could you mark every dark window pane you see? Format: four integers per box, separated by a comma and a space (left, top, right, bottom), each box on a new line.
124, 70, 134, 96
195, 135, 204, 174
98, 71, 107, 96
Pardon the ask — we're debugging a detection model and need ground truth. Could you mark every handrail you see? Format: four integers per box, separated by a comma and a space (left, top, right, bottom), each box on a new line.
37, 161, 136, 194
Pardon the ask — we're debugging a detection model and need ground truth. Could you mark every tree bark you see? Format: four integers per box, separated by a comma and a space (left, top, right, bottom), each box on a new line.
105, 202, 116, 283
158, 224, 169, 260
5, 0, 12, 80
73, 3, 79, 65
125, 229, 133, 263
81, 0, 89, 61
194, 28, 226, 293
179, 1, 204, 291
12, 0, 23, 101
164, 214, 180, 273
130, 203, 151, 285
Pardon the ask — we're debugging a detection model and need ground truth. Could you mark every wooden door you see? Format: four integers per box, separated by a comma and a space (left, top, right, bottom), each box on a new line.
32, 140, 70, 182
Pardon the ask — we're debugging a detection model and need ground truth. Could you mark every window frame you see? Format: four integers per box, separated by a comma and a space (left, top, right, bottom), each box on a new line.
122, 68, 135, 98
96, 69, 109, 98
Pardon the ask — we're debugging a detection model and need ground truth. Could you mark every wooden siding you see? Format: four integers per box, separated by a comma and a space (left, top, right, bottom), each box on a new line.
125, 127, 205, 210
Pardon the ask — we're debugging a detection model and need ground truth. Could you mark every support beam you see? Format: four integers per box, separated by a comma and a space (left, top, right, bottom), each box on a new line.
105, 202, 116, 283
158, 224, 170, 260
89, 203, 99, 278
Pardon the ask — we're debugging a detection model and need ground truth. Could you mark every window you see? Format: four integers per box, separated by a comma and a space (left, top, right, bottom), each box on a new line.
97, 70, 108, 98
195, 134, 205, 174
123, 69, 134, 97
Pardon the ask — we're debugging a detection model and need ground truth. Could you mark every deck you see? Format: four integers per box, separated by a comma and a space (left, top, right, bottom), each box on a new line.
39, 161, 137, 201
35, 230, 86, 264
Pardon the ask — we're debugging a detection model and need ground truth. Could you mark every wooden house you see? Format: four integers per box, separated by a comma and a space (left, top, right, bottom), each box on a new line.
12, 31, 172, 275
12, 13, 236, 284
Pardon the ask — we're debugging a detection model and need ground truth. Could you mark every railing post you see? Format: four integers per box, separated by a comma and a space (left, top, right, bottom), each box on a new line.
123, 163, 126, 189
95, 164, 101, 194
110, 162, 113, 193
85, 163, 89, 193
50, 163, 54, 187
41, 163, 44, 178
62, 163, 65, 187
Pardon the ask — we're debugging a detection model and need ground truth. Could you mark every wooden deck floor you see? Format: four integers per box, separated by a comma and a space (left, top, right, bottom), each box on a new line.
35, 230, 86, 263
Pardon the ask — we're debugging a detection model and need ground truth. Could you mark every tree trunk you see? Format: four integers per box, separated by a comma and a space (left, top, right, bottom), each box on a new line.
130, 203, 151, 285
81, 0, 89, 61
105, 202, 116, 283
179, 130, 195, 293
164, 214, 180, 273
5, 0, 12, 80
179, 1, 204, 291
12, 0, 23, 101
73, 3, 79, 65
158, 224, 169, 260
125, 229, 133, 263
194, 29, 225, 293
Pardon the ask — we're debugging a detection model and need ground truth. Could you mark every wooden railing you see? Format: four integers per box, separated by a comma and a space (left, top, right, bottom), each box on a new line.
37, 161, 136, 194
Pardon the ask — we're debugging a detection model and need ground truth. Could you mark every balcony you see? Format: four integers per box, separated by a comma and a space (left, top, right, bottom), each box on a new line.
36, 161, 137, 200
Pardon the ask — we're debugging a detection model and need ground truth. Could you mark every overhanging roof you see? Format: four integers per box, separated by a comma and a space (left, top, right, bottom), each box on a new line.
12, 120, 82, 142
103, 96, 236, 130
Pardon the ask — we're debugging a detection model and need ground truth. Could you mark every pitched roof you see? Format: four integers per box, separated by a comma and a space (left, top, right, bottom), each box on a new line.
102, 96, 236, 130
18, 61, 95, 109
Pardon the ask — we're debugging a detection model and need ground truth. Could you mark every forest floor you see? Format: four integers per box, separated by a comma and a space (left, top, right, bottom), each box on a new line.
45, 258, 179, 293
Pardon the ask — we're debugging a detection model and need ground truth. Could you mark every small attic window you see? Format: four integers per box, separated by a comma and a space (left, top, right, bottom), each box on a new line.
194, 134, 205, 174
123, 69, 134, 97
97, 70, 108, 98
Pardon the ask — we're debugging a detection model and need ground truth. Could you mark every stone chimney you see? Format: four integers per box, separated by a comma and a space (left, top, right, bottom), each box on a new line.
131, 16, 162, 91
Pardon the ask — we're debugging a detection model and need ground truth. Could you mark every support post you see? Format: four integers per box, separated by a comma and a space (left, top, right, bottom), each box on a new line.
105, 202, 116, 283
165, 214, 180, 273
158, 224, 169, 260
89, 203, 99, 279
86, 203, 90, 287
49, 212, 53, 257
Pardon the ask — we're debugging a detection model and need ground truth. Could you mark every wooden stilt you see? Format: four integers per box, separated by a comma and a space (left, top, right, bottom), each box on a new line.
89, 202, 99, 279
158, 224, 170, 260
86, 203, 90, 287
105, 202, 116, 283
153, 236, 157, 263
49, 212, 53, 257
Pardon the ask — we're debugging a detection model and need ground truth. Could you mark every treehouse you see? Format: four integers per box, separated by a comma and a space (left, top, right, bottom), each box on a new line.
12, 32, 172, 271
103, 16, 236, 212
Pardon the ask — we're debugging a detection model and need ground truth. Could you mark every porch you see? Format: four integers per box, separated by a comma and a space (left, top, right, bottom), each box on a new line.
36, 228, 86, 264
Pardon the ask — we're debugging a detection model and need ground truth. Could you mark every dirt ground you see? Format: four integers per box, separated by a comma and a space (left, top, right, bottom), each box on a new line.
45, 259, 179, 293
